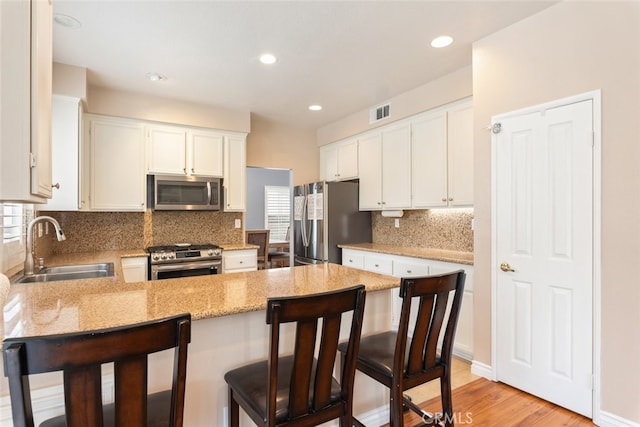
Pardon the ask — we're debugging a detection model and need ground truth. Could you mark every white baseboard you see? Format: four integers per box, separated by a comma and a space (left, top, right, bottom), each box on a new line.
355, 405, 390, 426
470, 359, 493, 380
598, 411, 640, 427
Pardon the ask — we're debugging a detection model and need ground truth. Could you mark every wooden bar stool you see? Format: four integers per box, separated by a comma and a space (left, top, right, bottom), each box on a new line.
224, 285, 366, 426
338, 271, 466, 427
3, 313, 191, 427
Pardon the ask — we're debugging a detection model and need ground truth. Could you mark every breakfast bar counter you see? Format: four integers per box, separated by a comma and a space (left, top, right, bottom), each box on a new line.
1, 254, 399, 426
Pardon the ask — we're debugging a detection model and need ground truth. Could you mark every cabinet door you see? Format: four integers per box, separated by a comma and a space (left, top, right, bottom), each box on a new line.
337, 139, 358, 180
319, 144, 338, 182
121, 257, 148, 283
358, 133, 382, 209
223, 134, 246, 211
0, 0, 52, 203
447, 101, 474, 206
411, 111, 448, 208
189, 131, 223, 177
381, 123, 411, 209
30, 0, 53, 199
147, 125, 187, 175
89, 117, 146, 211
46, 95, 81, 211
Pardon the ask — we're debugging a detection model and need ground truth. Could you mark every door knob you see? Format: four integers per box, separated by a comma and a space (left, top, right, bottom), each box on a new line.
500, 262, 515, 272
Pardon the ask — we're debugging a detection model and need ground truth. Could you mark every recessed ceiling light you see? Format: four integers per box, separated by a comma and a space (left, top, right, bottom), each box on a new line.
259, 53, 277, 65
146, 72, 167, 82
309, 105, 322, 111
431, 35, 453, 48
53, 13, 82, 29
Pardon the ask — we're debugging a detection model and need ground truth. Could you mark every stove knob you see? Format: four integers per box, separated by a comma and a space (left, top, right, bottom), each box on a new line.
207, 249, 214, 256
160, 254, 167, 260
214, 249, 221, 256
152, 254, 159, 261
168, 253, 175, 260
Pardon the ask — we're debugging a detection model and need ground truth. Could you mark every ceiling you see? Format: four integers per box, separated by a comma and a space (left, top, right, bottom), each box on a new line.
53, 1, 556, 130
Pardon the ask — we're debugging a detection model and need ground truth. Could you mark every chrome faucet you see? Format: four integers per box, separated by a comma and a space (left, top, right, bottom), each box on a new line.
24, 216, 66, 275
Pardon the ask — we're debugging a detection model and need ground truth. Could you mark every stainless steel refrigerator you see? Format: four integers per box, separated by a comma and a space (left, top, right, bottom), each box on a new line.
294, 181, 371, 265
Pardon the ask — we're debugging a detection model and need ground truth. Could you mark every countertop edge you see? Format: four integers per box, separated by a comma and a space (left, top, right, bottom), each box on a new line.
339, 243, 474, 265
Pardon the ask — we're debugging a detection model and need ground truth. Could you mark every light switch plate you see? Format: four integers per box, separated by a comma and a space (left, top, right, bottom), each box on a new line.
234, 219, 241, 229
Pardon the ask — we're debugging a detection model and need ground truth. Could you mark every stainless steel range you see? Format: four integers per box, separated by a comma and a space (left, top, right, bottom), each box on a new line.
147, 243, 222, 280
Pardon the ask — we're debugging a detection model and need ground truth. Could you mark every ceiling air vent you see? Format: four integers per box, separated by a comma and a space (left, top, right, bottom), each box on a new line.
369, 103, 391, 124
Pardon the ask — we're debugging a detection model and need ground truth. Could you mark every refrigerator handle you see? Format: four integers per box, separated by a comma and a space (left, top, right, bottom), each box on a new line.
301, 191, 309, 247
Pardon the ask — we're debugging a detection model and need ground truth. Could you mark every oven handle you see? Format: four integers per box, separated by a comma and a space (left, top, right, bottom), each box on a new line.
152, 260, 221, 273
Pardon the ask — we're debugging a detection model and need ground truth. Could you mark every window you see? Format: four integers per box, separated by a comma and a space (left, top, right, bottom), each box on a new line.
264, 186, 290, 241
2, 203, 32, 274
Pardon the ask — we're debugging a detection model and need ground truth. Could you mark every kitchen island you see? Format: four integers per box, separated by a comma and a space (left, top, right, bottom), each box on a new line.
1, 254, 399, 426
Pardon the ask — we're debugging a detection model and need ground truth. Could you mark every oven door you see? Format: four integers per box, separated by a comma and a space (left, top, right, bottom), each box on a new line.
150, 260, 221, 280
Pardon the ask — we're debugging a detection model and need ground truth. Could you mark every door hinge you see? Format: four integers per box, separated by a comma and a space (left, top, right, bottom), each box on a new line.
29, 152, 37, 168
492, 123, 502, 134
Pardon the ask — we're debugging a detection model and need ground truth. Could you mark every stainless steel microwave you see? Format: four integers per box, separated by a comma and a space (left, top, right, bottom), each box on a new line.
148, 175, 221, 210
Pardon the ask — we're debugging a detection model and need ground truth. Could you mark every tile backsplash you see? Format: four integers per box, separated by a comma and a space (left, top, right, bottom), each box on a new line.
38, 210, 244, 255
33, 208, 472, 258
372, 208, 473, 253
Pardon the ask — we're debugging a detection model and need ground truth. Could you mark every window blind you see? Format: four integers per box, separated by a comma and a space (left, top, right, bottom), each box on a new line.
264, 186, 291, 241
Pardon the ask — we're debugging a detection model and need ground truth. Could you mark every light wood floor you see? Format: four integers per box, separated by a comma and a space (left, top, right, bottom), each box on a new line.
384, 357, 595, 426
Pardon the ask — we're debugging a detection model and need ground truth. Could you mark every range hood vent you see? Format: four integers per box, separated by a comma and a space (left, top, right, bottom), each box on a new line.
369, 103, 391, 124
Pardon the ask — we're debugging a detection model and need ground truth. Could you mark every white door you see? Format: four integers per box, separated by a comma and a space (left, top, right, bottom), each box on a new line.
494, 99, 593, 417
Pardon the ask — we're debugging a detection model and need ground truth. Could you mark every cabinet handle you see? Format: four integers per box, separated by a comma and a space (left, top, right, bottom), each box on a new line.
381, 201, 386, 205
406, 270, 412, 274
442, 197, 447, 202
374, 264, 379, 267
183, 168, 187, 174
348, 259, 353, 263
52, 183, 60, 189
192, 168, 195, 173
448, 197, 453, 201
239, 261, 243, 264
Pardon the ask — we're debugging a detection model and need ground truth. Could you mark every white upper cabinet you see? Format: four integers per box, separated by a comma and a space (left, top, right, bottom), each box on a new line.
86, 115, 146, 211
446, 100, 474, 206
189, 130, 224, 177
411, 110, 448, 208
147, 125, 223, 177
412, 98, 473, 208
223, 134, 247, 212
45, 95, 83, 211
0, 0, 53, 203
319, 138, 358, 182
358, 123, 412, 210
147, 125, 187, 175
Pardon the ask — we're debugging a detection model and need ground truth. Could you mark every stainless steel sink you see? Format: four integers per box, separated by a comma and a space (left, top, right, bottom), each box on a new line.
13, 262, 115, 283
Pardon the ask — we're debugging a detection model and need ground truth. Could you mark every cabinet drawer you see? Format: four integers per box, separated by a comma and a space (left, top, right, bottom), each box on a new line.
364, 255, 393, 275
393, 261, 430, 278
224, 251, 257, 272
342, 252, 364, 269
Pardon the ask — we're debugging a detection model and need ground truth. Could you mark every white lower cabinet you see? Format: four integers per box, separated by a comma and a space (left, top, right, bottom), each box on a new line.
121, 257, 148, 283
222, 249, 257, 273
342, 248, 474, 360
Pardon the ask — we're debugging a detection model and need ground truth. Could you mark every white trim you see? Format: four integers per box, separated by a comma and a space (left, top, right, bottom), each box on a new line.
598, 411, 640, 427
470, 360, 493, 380
490, 89, 602, 422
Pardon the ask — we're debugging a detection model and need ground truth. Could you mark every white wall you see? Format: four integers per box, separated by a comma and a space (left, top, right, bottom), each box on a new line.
472, 2, 640, 423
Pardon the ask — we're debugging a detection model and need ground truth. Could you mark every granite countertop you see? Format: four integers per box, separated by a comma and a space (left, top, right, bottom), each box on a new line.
338, 243, 474, 265
2, 250, 398, 340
